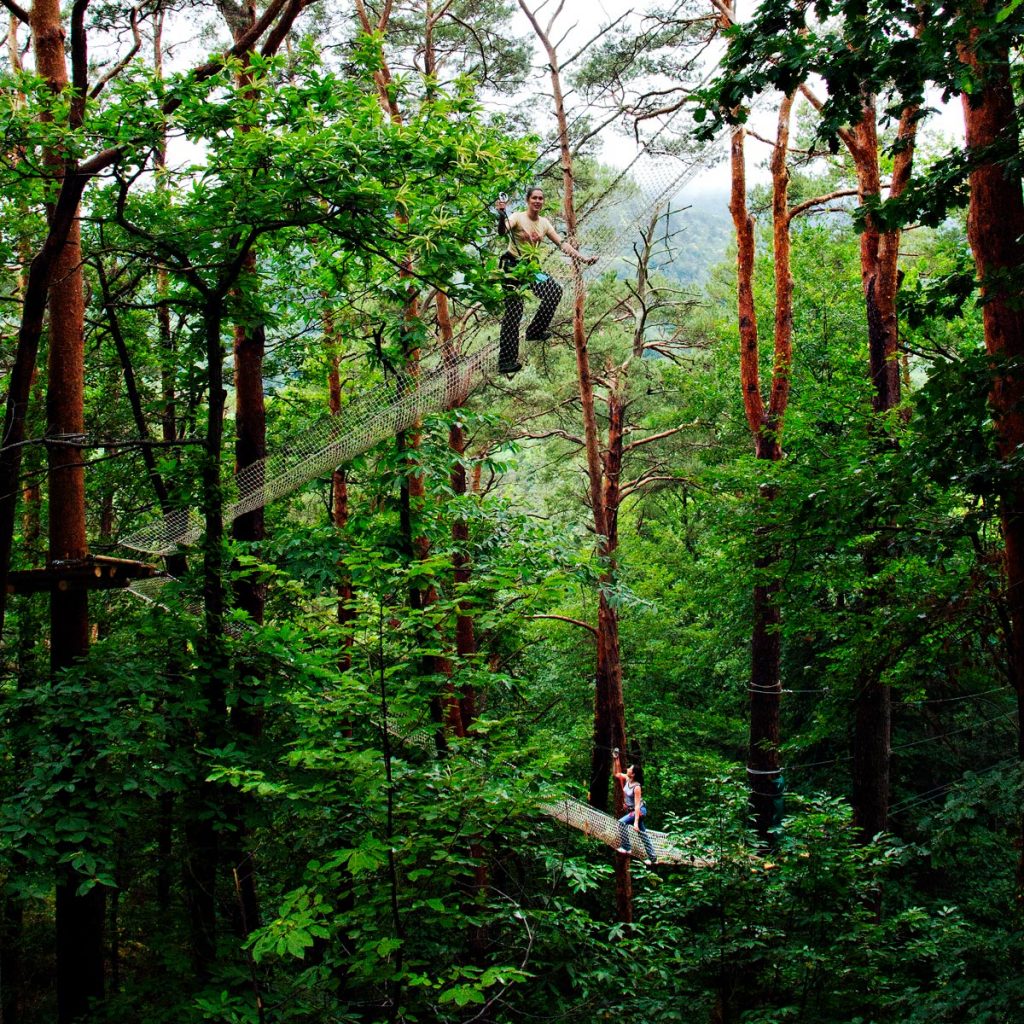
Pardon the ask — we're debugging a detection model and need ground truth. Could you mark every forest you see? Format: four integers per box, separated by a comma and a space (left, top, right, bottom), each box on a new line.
1, 0, 1022, 1021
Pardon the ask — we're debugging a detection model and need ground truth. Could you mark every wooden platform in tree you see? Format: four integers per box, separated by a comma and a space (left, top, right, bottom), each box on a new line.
5, 555, 163, 594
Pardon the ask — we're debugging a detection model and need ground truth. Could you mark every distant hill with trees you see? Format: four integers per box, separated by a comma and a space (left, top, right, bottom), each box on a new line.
656, 186, 734, 283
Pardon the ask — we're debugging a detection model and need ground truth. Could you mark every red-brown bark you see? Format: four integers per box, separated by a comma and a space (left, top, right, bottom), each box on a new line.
797, 75, 920, 844
958, 2, 1024, 890
728, 93, 796, 841
518, 0, 633, 917
28, 0, 106, 1017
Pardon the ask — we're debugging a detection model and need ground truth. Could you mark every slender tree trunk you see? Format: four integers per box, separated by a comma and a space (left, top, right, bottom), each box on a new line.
517, 0, 632, 915
1, 141, 37, 1023
326, 309, 355, 684
435, 288, 490, 969
850, 96, 903, 414
728, 91, 796, 843
29, 0, 108, 1014
227, 267, 265, 940
216, 3, 274, 944
958, 4, 1024, 894
48, 125, 105, 1024
436, 291, 479, 725
845, 89, 918, 841
184, 298, 229, 980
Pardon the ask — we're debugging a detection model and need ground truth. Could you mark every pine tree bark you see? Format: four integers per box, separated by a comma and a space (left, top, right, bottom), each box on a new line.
957, 1, 1024, 894
727, 91, 796, 843
24, 0, 108, 1016
841, 87, 918, 842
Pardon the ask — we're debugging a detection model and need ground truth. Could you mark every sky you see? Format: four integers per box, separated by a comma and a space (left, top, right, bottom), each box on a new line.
77, 1, 964, 214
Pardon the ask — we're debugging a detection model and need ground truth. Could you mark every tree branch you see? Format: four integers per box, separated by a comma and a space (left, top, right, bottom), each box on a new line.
261, 0, 316, 58
798, 82, 857, 154
70, 0, 91, 129
709, 0, 735, 25
0, 0, 27, 25
622, 423, 691, 454
518, 428, 585, 446
620, 473, 691, 500
76, 0, 297, 180
528, 613, 598, 638
787, 188, 860, 221
90, 4, 143, 99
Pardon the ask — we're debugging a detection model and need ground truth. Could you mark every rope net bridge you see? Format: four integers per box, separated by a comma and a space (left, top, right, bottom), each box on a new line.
543, 798, 714, 866
386, 721, 715, 867
118, 132, 720, 558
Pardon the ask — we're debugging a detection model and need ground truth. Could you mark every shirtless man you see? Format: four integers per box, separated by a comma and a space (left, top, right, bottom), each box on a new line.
495, 186, 596, 374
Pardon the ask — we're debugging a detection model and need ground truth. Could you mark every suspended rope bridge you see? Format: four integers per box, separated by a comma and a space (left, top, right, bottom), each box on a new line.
388, 721, 715, 867
118, 130, 721, 557
543, 798, 714, 866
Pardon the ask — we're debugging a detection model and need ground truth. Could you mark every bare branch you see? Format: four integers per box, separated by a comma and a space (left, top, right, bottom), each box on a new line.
518, 428, 585, 446
260, 0, 314, 58
620, 473, 692, 500
561, 10, 631, 70
0, 0, 27, 25
529, 613, 598, 638
622, 423, 692, 454
426, 0, 457, 29
376, 0, 395, 31
353, 0, 374, 32
90, 5, 143, 99
787, 188, 860, 221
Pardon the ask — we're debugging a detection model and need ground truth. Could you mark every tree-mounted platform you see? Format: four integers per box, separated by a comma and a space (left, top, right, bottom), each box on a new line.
5, 555, 163, 595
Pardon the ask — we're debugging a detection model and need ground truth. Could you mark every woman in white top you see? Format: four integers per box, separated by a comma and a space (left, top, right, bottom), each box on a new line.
613, 749, 657, 864
495, 186, 596, 374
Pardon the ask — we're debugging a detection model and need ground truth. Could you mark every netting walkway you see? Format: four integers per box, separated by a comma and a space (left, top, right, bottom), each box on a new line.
543, 798, 714, 866
118, 130, 720, 557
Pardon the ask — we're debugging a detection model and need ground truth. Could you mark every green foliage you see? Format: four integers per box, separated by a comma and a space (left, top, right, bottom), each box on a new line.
2, 5, 1023, 1023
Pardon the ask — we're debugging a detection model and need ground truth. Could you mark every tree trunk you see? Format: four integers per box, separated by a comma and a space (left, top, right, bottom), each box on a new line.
217, 3, 274, 944
850, 95, 903, 415
727, 92, 796, 843
517, 0, 632, 916
958, 4, 1024, 893
436, 290, 479, 725
184, 298, 230, 979
844, 89, 918, 841
29, 0, 108, 1015
326, 309, 356, 685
